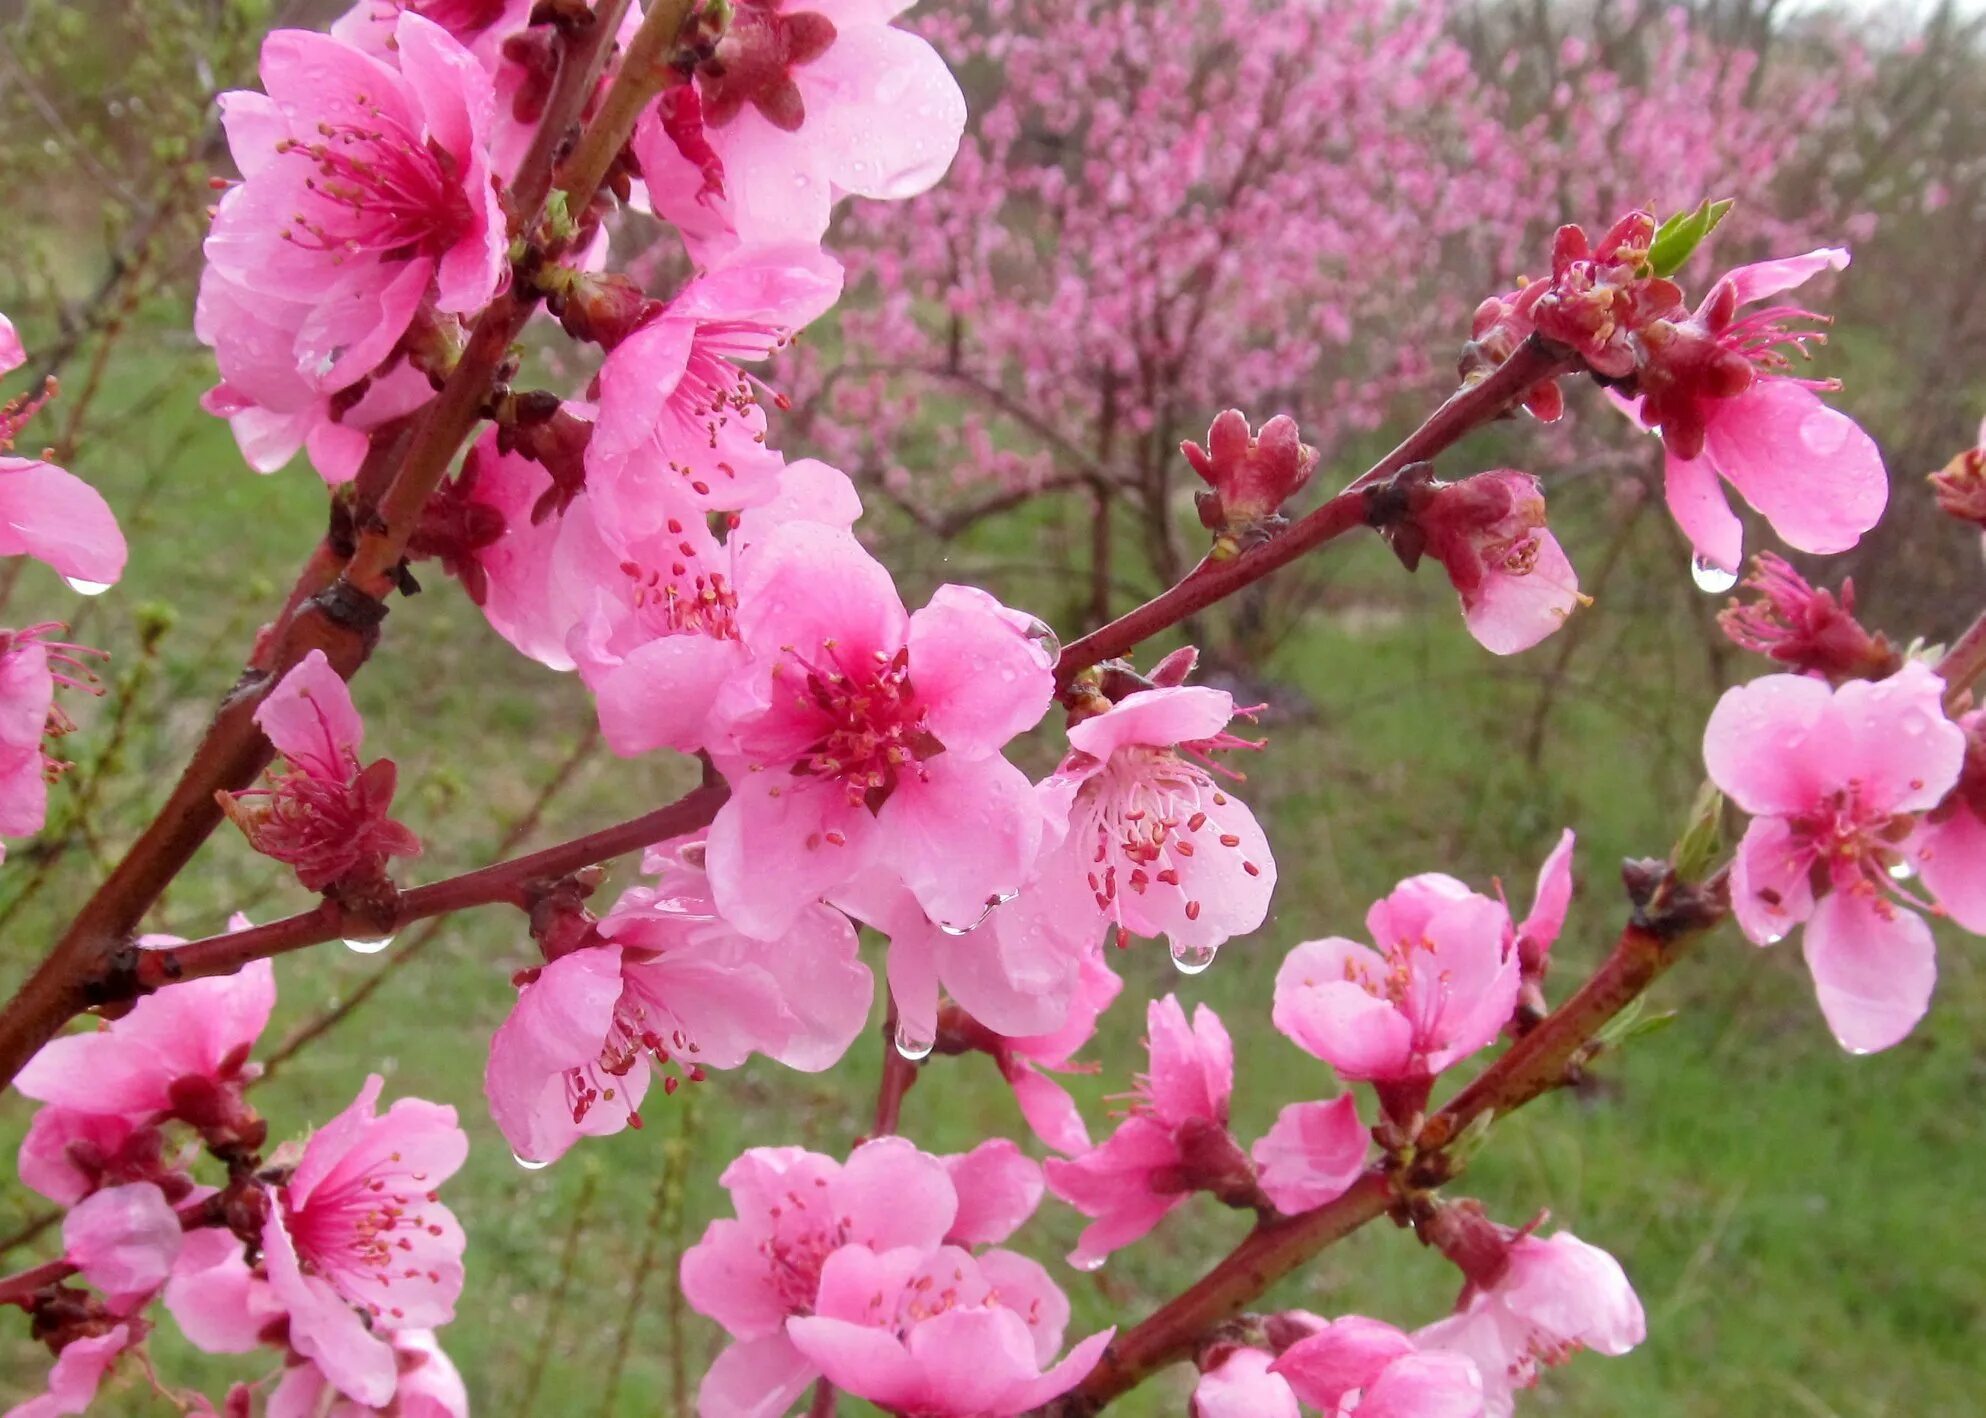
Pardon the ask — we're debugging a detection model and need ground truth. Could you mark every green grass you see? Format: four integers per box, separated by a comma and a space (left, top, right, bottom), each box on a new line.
2, 342, 1983, 1418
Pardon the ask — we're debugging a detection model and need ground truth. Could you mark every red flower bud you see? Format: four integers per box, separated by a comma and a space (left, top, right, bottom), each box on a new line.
1182, 410, 1317, 547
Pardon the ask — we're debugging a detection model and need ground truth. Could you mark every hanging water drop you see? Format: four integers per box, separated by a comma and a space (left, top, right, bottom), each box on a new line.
1689, 555, 1737, 594
1025, 616, 1062, 664
63, 577, 111, 597
1888, 858, 1916, 881
1072, 1252, 1107, 1273
893, 1020, 935, 1061
1761, 931, 1786, 946
938, 891, 1017, 936
1170, 939, 1217, 975
341, 932, 395, 956
511, 1151, 551, 1171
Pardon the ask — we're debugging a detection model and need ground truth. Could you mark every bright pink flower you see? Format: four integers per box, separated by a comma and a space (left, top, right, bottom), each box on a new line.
1193, 1346, 1301, 1418
485, 849, 870, 1165
1273, 874, 1518, 1085
264, 1074, 468, 1408
1272, 1316, 1486, 1418
62, 1183, 183, 1312
0, 317, 126, 589
1717, 552, 1899, 683
586, 248, 844, 536
16, 959, 274, 1123
1415, 1232, 1644, 1418
4, 1324, 133, 1418
646, 0, 967, 255
223, 650, 421, 893
1413, 472, 1583, 656
703, 523, 1052, 940
332, 0, 529, 67
785, 1242, 1111, 1416
17, 1109, 181, 1207
1511, 828, 1575, 980
680, 1137, 959, 1418
1250, 1094, 1368, 1215
1182, 410, 1318, 541
266, 1329, 469, 1418
940, 1138, 1044, 1248
1704, 662, 1965, 1052
1623, 248, 1886, 574
205, 16, 503, 395
1043, 995, 1246, 1269
1037, 686, 1275, 962
1911, 707, 1986, 937
987, 951, 1125, 1156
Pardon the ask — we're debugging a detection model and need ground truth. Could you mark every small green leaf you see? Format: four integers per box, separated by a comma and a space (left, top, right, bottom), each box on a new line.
1648, 198, 1735, 278
1672, 779, 1725, 882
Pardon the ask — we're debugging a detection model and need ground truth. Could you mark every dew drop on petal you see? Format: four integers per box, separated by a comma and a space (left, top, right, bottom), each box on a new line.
1762, 931, 1786, 946
342, 933, 394, 955
1072, 1253, 1106, 1273
1170, 939, 1217, 975
64, 577, 111, 597
1024, 615, 1061, 663
511, 1151, 551, 1171
893, 1020, 935, 1061
1690, 555, 1738, 594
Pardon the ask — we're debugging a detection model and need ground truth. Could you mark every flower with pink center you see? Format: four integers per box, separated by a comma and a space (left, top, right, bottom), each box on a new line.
204, 16, 504, 397
680, 1138, 959, 1418
16, 959, 274, 1125
785, 1242, 1112, 1417
1037, 685, 1275, 964
1193, 1346, 1301, 1418
263, 1074, 468, 1409
0, 318, 126, 591
485, 841, 870, 1165
1408, 472, 1584, 656
703, 523, 1053, 940
1272, 1316, 1486, 1418
5, 1324, 135, 1418
644, 0, 967, 256
586, 247, 844, 536
1704, 660, 1966, 1052
1043, 995, 1252, 1269
1273, 873, 1519, 1092
222, 650, 421, 895
1621, 248, 1886, 575
1415, 1232, 1644, 1418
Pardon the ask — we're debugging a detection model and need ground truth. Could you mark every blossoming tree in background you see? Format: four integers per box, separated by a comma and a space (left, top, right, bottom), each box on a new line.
0, 1, 1981, 1416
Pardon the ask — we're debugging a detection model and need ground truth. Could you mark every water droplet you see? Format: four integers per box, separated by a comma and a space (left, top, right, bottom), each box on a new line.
63, 577, 111, 597
1025, 616, 1062, 664
1689, 555, 1738, 594
1888, 859, 1916, 881
1762, 931, 1786, 946
1072, 1253, 1106, 1273
512, 1151, 551, 1171
893, 1021, 935, 1061
937, 891, 1017, 936
1170, 939, 1217, 975
341, 933, 394, 956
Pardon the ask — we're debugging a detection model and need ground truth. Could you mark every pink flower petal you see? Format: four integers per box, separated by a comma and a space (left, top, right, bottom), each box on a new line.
906, 584, 1053, 756
63, 1183, 182, 1310
877, 753, 1042, 932
0, 458, 127, 587
1802, 889, 1937, 1053
942, 1139, 1045, 1248
1662, 442, 1745, 574
1461, 527, 1581, 655
1729, 816, 1817, 946
1273, 938, 1416, 1081
1252, 1096, 1368, 1214
1716, 247, 1849, 308
805, 25, 967, 202
254, 649, 362, 778
695, 1333, 820, 1418
1703, 380, 1886, 558
1702, 672, 1838, 816
1914, 805, 1986, 934
1194, 1348, 1301, 1418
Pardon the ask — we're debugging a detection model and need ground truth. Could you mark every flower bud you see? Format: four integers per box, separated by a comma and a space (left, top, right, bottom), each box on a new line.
1182, 410, 1318, 549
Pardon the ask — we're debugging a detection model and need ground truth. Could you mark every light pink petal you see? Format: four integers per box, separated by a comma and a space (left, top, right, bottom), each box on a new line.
903, 1306, 1043, 1413
591, 634, 740, 756
254, 648, 362, 777
804, 25, 967, 201
973, 1248, 1071, 1363
63, 1183, 182, 1309
1414, 892, 1524, 1071
736, 522, 909, 665
695, 1333, 820, 1418
942, 1139, 1044, 1248
1356, 1352, 1488, 1418
881, 895, 942, 1051
18, 1108, 138, 1206
934, 888, 1085, 1038
592, 319, 695, 458
0, 314, 22, 373
263, 1211, 398, 1408
756, 903, 872, 1072
1717, 247, 1850, 308
1823, 661, 1964, 813
877, 753, 1042, 932
1252, 1096, 1368, 1214
835, 1136, 959, 1251
785, 1317, 921, 1410
733, 458, 864, 545
1703, 380, 1886, 557
1462, 528, 1581, 655
1271, 1316, 1418, 1411
680, 1219, 793, 1341
672, 246, 845, 334
1914, 805, 1986, 934
1010, 1063, 1093, 1156
1502, 1233, 1646, 1357
1194, 1348, 1301, 1418
394, 1331, 469, 1418
1729, 816, 1817, 946
1001, 1327, 1115, 1411
1517, 828, 1576, 960
0, 458, 127, 587
1802, 889, 1937, 1053
164, 1228, 273, 1355
1143, 996, 1232, 1126
1272, 939, 1415, 1080
1702, 672, 1838, 816
705, 778, 877, 941
1066, 686, 1234, 760
287, 1073, 386, 1205
299, 256, 433, 393
483, 946, 628, 1165
1661, 443, 1744, 575
704, 110, 832, 250
7, 1325, 129, 1418
907, 584, 1053, 755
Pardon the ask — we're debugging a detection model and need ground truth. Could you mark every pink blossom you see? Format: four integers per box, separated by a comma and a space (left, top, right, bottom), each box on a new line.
1911, 708, 1986, 937
1250, 1094, 1368, 1215
223, 650, 421, 893
1717, 552, 1898, 683
1183, 410, 1318, 541
647, 0, 967, 255
332, 0, 529, 68
0, 629, 57, 852
485, 849, 871, 1166
1272, 1316, 1486, 1418
205, 16, 503, 397
785, 1242, 1111, 1416
1193, 1346, 1301, 1418
62, 1183, 183, 1312
4, 1324, 133, 1418
1704, 662, 1965, 1052
1037, 686, 1275, 962
1624, 248, 1886, 574
0, 317, 126, 589
1415, 1232, 1644, 1418
15, 959, 274, 1123
986, 952, 1125, 1156
1043, 995, 1246, 1269
0, 314, 20, 373
265, 1074, 468, 1408
1273, 874, 1519, 1085
1511, 828, 1575, 980
586, 248, 844, 536
680, 1137, 959, 1418
17, 1109, 178, 1207
940, 1138, 1044, 1248
266, 1329, 469, 1418
702, 523, 1052, 939
1412, 472, 1583, 656
165, 1227, 285, 1355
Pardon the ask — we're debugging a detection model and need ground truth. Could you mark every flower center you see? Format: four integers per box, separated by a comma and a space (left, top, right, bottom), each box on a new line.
277, 107, 474, 264
775, 645, 937, 810
1079, 749, 1260, 930
618, 525, 739, 642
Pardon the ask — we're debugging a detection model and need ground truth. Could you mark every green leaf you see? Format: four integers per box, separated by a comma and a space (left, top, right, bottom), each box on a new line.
1672, 779, 1725, 882
1648, 198, 1735, 278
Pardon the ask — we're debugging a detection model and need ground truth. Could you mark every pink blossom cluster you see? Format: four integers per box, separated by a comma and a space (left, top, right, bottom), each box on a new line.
10, 960, 470, 1417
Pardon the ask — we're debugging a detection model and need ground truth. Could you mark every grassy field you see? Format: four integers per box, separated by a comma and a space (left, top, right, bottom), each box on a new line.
1, 341, 1983, 1418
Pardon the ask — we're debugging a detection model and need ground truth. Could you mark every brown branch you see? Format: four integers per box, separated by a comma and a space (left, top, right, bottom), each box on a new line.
1051, 339, 1577, 687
